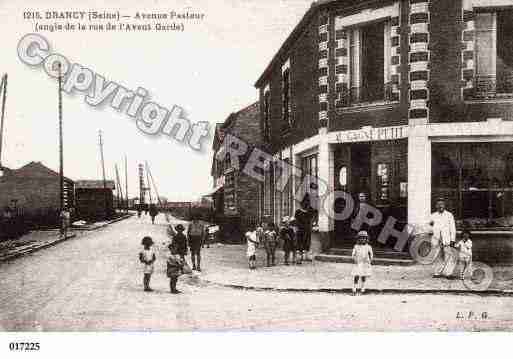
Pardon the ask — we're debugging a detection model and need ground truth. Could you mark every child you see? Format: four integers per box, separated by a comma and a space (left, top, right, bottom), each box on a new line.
167, 244, 184, 294
245, 224, 259, 270
455, 229, 473, 280
264, 222, 279, 267
280, 217, 296, 265
139, 236, 156, 292
351, 231, 373, 295
172, 224, 188, 262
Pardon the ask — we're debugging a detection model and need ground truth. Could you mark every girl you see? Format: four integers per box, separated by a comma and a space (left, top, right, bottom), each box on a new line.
139, 236, 156, 292
455, 229, 473, 280
351, 231, 373, 295
280, 217, 296, 265
264, 222, 278, 267
167, 244, 184, 294
246, 224, 259, 270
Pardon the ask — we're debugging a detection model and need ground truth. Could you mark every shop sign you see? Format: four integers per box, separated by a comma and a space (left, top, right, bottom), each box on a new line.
333, 125, 408, 143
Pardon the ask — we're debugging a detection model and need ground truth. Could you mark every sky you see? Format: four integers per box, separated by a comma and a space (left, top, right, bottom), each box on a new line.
0, 0, 312, 201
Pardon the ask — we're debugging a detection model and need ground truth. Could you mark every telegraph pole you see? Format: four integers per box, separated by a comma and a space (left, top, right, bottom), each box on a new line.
0, 74, 7, 172
124, 155, 129, 213
115, 164, 123, 211
58, 64, 64, 213
99, 130, 108, 219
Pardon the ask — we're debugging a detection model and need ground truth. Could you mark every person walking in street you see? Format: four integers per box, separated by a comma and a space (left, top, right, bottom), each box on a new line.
60, 207, 70, 239
351, 231, 373, 295
166, 244, 184, 294
139, 236, 156, 292
149, 204, 159, 224
430, 198, 457, 278
455, 228, 473, 280
187, 217, 205, 271
245, 224, 259, 270
280, 217, 296, 265
294, 195, 313, 264
263, 222, 278, 267
172, 224, 188, 262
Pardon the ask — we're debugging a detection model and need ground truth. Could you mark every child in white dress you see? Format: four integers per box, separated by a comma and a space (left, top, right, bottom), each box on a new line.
246, 225, 259, 270
351, 231, 373, 295
455, 229, 473, 280
139, 236, 156, 292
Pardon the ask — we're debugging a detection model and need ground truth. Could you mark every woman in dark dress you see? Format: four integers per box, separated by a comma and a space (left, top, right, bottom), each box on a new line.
294, 195, 313, 264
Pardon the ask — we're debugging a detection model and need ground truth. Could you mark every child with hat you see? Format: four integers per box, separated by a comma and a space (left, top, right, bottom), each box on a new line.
172, 224, 188, 262
139, 236, 156, 292
167, 243, 184, 294
351, 230, 374, 295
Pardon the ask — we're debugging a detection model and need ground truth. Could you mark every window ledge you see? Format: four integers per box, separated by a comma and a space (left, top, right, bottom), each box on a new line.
336, 100, 399, 113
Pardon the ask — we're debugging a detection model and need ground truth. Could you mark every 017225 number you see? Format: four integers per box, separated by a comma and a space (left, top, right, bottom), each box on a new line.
9, 342, 40, 351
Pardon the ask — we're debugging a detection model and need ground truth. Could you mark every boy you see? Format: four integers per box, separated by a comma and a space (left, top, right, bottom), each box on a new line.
455, 229, 473, 280
172, 224, 188, 261
139, 236, 156, 292
280, 217, 296, 265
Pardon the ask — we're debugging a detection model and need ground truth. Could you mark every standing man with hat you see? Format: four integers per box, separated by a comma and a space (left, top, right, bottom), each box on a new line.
430, 198, 457, 278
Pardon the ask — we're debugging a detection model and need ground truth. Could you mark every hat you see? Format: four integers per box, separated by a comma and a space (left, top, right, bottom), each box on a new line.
141, 236, 154, 246
282, 216, 290, 224
357, 231, 369, 238
175, 224, 185, 232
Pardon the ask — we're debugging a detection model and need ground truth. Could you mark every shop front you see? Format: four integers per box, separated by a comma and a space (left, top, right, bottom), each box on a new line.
331, 139, 408, 249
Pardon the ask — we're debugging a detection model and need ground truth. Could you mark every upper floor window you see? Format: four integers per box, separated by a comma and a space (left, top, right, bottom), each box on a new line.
282, 59, 292, 130
474, 9, 513, 98
345, 19, 393, 105
263, 87, 271, 140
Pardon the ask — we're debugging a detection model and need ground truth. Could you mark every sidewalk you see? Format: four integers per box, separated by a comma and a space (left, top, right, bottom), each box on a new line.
0, 213, 133, 262
197, 244, 513, 294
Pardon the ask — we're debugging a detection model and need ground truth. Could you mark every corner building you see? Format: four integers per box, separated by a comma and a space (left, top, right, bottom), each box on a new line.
255, 0, 513, 261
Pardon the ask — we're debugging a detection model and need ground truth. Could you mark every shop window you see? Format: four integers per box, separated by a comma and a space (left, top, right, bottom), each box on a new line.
376, 163, 390, 205
473, 9, 513, 98
343, 19, 393, 106
263, 162, 274, 217
301, 154, 319, 216
432, 143, 513, 228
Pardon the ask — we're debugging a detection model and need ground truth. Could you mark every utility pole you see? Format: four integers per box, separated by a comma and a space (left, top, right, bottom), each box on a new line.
58, 64, 64, 213
99, 130, 108, 219
115, 164, 123, 211
138, 164, 145, 211
0, 74, 7, 172
145, 166, 153, 205
124, 155, 129, 213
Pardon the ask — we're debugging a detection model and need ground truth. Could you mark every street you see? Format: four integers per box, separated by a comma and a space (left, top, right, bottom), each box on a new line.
1, 215, 512, 331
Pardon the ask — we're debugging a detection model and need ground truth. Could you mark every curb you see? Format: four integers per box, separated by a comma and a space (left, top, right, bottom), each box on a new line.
72, 213, 133, 231
0, 233, 77, 263
199, 278, 513, 297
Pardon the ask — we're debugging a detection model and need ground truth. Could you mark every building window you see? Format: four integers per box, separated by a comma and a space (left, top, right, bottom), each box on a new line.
282, 68, 292, 128
263, 89, 271, 140
224, 171, 236, 213
432, 143, 513, 228
282, 158, 292, 217
263, 163, 274, 217
345, 19, 392, 104
474, 9, 513, 98
376, 163, 390, 205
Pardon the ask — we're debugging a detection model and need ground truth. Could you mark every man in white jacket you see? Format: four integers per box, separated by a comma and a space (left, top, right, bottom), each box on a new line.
430, 198, 457, 278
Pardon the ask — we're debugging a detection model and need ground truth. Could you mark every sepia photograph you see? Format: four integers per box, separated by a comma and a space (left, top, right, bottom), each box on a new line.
0, 0, 512, 355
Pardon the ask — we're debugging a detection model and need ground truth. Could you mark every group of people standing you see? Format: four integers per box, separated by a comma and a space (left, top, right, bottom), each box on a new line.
138, 216, 207, 293
246, 198, 315, 270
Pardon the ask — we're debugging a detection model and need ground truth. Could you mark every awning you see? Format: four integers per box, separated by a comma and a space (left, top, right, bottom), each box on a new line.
206, 184, 224, 196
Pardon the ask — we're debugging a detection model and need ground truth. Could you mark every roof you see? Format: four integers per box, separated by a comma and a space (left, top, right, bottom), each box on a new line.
254, 0, 381, 88
5, 161, 74, 182
75, 180, 115, 190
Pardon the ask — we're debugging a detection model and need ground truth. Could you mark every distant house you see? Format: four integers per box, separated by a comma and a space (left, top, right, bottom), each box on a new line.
0, 161, 74, 214
75, 180, 115, 221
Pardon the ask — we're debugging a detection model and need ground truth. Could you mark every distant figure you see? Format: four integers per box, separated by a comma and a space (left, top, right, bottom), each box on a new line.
263, 222, 278, 267
351, 231, 373, 295
187, 217, 205, 271
280, 217, 296, 265
139, 236, 156, 292
294, 195, 313, 264
137, 205, 142, 218
245, 224, 259, 270
149, 204, 159, 224
60, 208, 71, 239
167, 244, 184, 294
